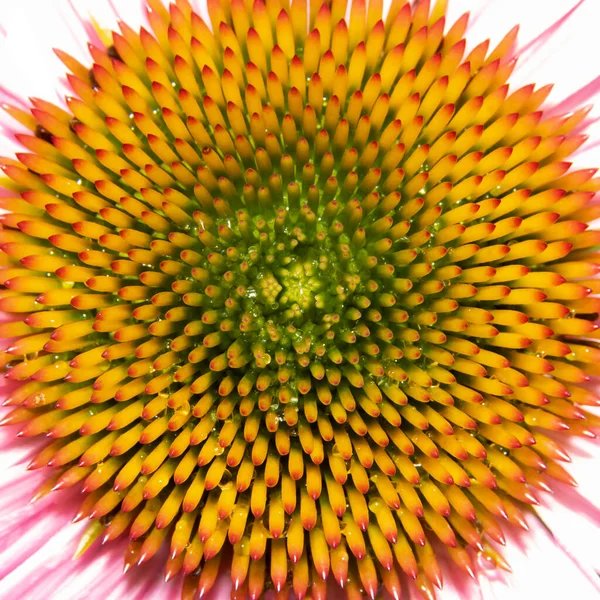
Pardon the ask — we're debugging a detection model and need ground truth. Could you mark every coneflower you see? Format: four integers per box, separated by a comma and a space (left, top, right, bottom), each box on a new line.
0, 0, 599, 599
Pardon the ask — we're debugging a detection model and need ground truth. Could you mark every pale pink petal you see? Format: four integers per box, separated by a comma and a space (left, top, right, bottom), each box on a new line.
0, 0, 86, 103
477, 516, 600, 600
532, 435, 600, 575
447, 0, 588, 58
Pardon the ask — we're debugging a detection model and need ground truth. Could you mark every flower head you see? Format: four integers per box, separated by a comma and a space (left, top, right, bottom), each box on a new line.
1, 0, 600, 599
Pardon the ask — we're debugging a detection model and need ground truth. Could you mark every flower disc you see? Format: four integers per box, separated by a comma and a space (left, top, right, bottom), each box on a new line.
1, 0, 600, 599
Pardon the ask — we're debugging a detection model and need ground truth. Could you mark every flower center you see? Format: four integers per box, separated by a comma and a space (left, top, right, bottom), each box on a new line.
278, 260, 322, 309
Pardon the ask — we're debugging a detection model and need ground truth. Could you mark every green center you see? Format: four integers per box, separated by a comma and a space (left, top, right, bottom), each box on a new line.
279, 260, 322, 310
239, 217, 354, 324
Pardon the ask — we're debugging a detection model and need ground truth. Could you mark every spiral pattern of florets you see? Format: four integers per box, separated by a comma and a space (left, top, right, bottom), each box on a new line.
1, 0, 600, 599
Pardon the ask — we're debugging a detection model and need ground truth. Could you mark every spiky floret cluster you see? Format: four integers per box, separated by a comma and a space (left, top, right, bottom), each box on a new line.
1, 0, 600, 598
